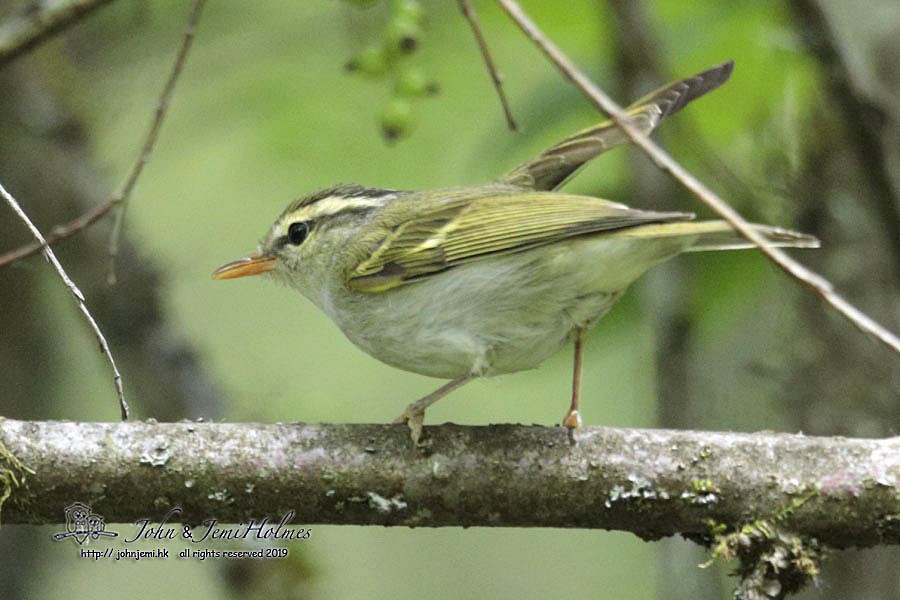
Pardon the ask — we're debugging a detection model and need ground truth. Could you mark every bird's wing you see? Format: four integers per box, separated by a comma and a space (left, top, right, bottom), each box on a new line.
347, 193, 693, 292
499, 61, 734, 191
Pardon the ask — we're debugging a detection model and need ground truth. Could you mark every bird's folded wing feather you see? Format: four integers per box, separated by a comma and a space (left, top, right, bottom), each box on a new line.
499, 61, 734, 191
347, 193, 693, 292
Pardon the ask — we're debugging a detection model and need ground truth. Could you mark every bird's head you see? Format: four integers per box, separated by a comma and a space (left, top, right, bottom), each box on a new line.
212, 184, 400, 297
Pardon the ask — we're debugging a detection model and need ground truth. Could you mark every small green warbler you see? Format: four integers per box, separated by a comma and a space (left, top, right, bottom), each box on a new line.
214, 61, 818, 443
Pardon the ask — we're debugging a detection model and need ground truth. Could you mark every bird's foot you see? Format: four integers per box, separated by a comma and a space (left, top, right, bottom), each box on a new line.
562, 408, 582, 430
393, 409, 426, 445
563, 408, 582, 445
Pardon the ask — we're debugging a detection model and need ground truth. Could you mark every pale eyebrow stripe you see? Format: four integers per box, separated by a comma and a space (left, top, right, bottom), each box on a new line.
307, 195, 394, 218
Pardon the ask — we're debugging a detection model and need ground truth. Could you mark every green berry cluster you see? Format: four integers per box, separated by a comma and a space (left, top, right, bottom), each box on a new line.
341, 0, 439, 142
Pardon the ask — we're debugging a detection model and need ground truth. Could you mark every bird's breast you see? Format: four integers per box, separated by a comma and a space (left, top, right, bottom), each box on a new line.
323, 242, 627, 379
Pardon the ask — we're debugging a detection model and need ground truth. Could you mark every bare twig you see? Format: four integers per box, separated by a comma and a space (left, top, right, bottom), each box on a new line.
106, 0, 207, 284
496, 0, 900, 355
458, 0, 518, 131
0, 201, 113, 268
0, 0, 207, 273
0, 182, 128, 420
0, 0, 117, 67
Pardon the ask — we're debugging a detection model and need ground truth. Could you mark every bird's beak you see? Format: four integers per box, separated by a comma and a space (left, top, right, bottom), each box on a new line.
212, 253, 276, 280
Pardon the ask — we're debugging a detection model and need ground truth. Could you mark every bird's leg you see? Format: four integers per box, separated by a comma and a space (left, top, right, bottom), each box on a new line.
394, 374, 472, 444
563, 327, 585, 429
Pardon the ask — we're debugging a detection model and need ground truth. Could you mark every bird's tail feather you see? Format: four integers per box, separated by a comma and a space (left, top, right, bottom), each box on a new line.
611, 220, 820, 251
500, 61, 735, 192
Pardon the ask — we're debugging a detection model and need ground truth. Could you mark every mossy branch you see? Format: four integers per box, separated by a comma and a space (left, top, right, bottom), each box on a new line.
5, 418, 899, 596
0, 418, 897, 544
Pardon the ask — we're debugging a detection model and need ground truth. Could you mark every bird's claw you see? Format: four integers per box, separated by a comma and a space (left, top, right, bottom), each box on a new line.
394, 409, 425, 445
562, 408, 582, 430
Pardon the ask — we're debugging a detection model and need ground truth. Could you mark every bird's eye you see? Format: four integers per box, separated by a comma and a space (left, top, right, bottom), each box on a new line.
287, 222, 309, 245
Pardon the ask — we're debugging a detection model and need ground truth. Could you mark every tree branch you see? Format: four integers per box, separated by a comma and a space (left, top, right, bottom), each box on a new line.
458, 0, 518, 131
0, 0, 206, 274
0, 184, 128, 420
495, 0, 900, 356
0, 0, 117, 67
1, 418, 897, 548
105, 0, 206, 283
0, 199, 112, 268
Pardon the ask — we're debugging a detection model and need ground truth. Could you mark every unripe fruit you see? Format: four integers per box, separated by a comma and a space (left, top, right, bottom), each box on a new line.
380, 98, 413, 141
385, 16, 421, 54
395, 67, 433, 97
346, 46, 389, 76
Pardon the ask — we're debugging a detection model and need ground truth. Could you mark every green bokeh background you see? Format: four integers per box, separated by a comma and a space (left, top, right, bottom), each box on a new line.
3, 1, 898, 598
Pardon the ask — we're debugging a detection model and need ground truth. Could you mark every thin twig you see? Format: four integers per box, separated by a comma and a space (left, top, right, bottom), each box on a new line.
0, 182, 128, 420
0, 0, 118, 67
0, 201, 113, 268
458, 0, 518, 131
0, 0, 207, 273
496, 0, 900, 355
106, 0, 207, 284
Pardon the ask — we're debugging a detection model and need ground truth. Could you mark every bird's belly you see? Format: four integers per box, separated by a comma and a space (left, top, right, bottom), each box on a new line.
326, 240, 627, 379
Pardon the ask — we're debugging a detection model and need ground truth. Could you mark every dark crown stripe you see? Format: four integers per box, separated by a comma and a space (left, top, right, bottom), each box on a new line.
282, 184, 402, 217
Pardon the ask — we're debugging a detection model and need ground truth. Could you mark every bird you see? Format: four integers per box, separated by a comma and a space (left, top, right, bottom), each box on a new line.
213, 61, 818, 443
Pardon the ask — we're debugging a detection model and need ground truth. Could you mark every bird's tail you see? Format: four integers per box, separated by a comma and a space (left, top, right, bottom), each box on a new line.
608, 220, 820, 251
500, 61, 734, 192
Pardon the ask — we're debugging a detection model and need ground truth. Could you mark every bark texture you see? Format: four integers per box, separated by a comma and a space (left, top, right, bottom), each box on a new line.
0, 418, 897, 549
